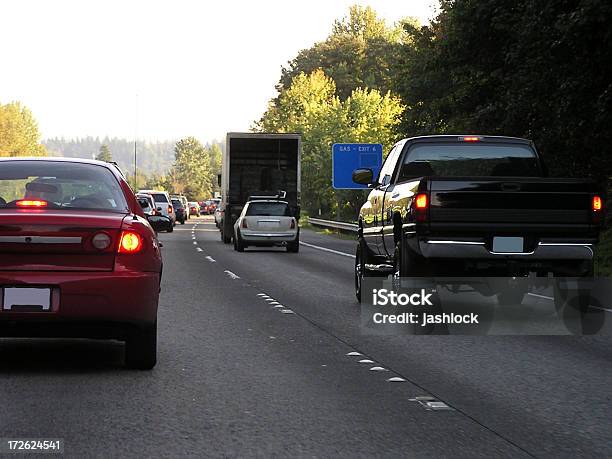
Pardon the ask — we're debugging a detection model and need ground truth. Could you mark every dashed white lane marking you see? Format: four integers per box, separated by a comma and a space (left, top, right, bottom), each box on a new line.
281, 309, 294, 314
273, 304, 284, 308
358, 359, 374, 364
387, 377, 406, 382
269, 301, 280, 305
346, 352, 362, 356
193, 241, 197, 245
264, 298, 276, 302
257, 293, 268, 297
205, 256, 216, 263
196, 247, 203, 252
299, 241, 355, 259
224, 270, 240, 280
528, 292, 612, 313
370, 366, 389, 372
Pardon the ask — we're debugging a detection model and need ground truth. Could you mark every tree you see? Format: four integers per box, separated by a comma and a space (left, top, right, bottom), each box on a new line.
97, 144, 112, 162
169, 137, 212, 200
0, 101, 47, 157
277, 5, 416, 100
393, 0, 612, 181
257, 70, 404, 218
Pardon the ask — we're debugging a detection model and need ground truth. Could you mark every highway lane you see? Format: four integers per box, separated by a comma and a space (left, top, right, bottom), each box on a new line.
0, 217, 527, 458
190, 216, 612, 458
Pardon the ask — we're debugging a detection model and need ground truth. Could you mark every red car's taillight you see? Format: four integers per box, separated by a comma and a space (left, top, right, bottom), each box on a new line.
16, 199, 48, 208
118, 231, 143, 254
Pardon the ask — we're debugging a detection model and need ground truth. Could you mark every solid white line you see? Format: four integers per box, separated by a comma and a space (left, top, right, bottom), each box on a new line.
527, 293, 612, 313
299, 241, 355, 259
527, 293, 554, 300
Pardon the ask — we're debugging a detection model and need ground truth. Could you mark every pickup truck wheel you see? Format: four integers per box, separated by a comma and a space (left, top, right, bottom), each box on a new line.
355, 238, 380, 302
125, 321, 157, 370
553, 281, 590, 313
496, 289, 526, 306
394, 238, 422, 278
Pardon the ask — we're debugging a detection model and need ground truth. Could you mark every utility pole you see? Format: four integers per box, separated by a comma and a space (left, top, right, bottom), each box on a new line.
134, 94, 138, 188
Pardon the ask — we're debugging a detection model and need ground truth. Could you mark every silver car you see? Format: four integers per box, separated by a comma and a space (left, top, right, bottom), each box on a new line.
233, 200, 299, 253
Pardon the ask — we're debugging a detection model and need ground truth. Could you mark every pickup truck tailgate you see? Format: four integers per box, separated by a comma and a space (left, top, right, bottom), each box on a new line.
429, 178, 598, 229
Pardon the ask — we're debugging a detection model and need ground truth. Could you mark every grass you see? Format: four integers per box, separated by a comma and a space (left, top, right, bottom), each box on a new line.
595, 227, 612, 276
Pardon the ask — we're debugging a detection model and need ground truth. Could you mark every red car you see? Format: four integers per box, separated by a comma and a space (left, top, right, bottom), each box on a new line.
0, 158, 170, 369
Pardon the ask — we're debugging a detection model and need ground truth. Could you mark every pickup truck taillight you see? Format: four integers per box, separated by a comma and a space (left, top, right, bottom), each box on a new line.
592, 195, 603, 224
413, 193, 429, 222
592, 196, 602, 212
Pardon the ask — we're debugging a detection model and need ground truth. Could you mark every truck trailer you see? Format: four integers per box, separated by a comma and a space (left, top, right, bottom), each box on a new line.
220, 132, 301, 244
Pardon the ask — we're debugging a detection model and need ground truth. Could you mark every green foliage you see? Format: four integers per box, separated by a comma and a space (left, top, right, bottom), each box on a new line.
393, 0, 612, 182
44, 137, 176, 176
168, 137, 213, 200
277, 5, 417, 100
257, 69, 404, 219
96, 144, 112, 162
0, 101, 47, 157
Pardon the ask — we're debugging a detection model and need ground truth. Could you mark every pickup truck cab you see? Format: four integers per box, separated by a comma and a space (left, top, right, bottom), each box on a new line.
353, 135, 604, 304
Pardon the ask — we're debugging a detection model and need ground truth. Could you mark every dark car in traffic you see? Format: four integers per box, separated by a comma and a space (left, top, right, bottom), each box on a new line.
0, 157, 170, 369
171, 198, 187, 224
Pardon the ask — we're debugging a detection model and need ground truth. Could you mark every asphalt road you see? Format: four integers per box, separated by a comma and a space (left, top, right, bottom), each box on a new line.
0, 215, 609, 458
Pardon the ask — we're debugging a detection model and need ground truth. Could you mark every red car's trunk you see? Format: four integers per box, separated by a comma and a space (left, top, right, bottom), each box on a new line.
0, 210, 126, 271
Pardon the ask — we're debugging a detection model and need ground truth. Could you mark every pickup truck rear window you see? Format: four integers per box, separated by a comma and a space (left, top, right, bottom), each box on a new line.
397, 144, 541, 182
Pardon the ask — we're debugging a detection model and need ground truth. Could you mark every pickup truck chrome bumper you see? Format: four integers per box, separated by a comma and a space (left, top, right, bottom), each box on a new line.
419, 240, 593, 260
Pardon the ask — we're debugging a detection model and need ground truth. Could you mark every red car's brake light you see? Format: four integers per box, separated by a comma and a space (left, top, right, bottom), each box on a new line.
118, 231, 143, 254
460, 136, 482, 142
168, 206, 173, 214
16, 199, 48, 208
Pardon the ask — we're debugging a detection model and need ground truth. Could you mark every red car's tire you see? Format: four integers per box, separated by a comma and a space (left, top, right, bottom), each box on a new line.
125, 321, 157, 370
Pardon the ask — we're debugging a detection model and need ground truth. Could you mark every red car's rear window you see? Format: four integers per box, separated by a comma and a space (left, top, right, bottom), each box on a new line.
0, 160, 129, 213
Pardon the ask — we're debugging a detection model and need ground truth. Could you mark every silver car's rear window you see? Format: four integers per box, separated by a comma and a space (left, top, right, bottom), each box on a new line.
246, 202, 291, 216
0, 160, 129, 213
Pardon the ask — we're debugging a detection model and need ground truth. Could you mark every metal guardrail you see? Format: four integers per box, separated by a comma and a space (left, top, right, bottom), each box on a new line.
308, 217, 359, 232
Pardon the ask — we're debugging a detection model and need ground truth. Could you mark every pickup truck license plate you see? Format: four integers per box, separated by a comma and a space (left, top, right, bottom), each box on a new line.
2, 287, 51, 311
493, 237, 524, 253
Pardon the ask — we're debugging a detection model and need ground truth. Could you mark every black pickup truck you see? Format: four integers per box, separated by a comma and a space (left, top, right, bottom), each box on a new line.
352, 135, 604, 303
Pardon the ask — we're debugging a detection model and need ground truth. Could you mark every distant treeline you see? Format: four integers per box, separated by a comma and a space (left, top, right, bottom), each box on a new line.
43, 137, 177, 175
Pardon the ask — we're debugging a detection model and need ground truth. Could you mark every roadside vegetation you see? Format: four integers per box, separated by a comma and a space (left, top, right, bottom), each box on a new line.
1, 2, 610, 270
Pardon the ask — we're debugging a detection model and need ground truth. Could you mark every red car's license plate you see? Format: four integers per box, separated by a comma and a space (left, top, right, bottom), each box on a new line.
2, 287, 52, 311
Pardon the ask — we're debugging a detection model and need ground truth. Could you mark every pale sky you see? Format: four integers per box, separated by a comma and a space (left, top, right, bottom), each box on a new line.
0, 0, 437, 143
